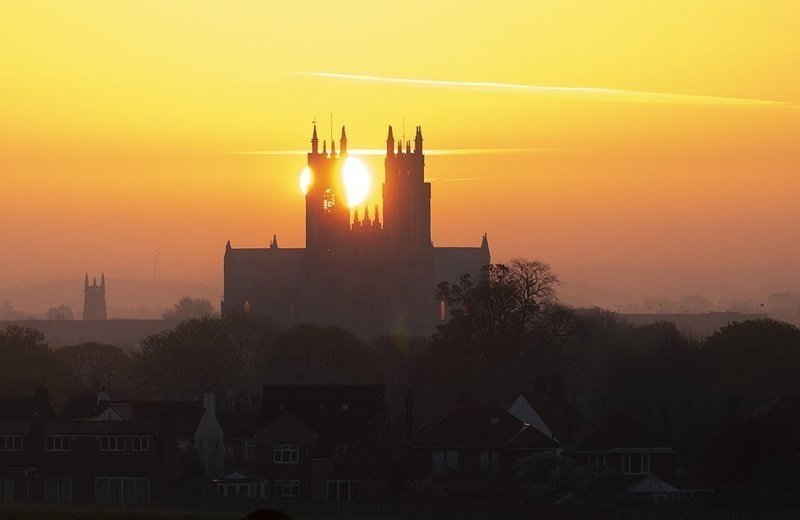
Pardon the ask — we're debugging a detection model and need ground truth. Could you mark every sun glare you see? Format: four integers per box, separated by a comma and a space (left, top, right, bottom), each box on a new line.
342, 156, 370, 207
299, 166, 312, 195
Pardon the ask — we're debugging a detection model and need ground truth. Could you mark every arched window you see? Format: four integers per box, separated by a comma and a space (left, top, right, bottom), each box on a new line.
439, 300, 446, 322
243, 300, 251, 315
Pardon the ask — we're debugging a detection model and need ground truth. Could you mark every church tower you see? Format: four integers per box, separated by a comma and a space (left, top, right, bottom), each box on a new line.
305, 124, 351, 255
382, 125, 432, 253
83, 273, 107, 320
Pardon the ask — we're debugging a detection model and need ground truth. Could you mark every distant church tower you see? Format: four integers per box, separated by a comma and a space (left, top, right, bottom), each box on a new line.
83, 273, 107, 320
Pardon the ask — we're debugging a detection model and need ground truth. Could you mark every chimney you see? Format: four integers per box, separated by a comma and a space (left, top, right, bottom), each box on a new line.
203, 387, 216, 416
97, 386, 110, 406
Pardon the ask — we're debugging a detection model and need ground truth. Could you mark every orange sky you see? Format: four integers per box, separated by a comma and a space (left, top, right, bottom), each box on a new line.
1, 1, 798, 308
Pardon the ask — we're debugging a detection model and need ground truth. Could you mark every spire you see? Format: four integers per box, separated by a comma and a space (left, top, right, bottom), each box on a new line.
100, 273, 105, 289
226, 239, 232, 251
271, 234, 278, 249
311, 124, 319, 154
363, 204, 371, 225
374, 204, 380, 226
322, 140, 327, 155
331, 139, 336, 157
353, 208, 360, 226
340, 126, 348, 155
386, 125, 394, 156
414, 125, 423, 154
93, 277, 97, 287
397, 140, 402, 154
481, 233, 489, 249
84, 273, 89, 289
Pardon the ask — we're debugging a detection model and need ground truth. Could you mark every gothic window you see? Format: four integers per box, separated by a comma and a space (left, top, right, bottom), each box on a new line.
439, 300, 446, 322
243, 300, 251, 315
323, 188, 335, 213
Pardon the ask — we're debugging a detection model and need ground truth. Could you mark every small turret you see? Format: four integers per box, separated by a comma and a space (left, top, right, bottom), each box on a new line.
322, 140, 327, 155
414, 126, 423, 154
374, 204, 381, 228
363, 204, 371, 226
270, 234, 279, 249
100, 273, 105, 289
311, 124, 319, 154
397, 140, 402, 154
353, 208, 360, 227
331, 139, 336, 157
340, 126, 348, 155
406, 140, 411, 154
84, 273, 89, 289
386, 125, 394, 156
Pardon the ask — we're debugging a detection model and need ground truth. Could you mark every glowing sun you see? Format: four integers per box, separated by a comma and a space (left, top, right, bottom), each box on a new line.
342, 156, 370, 207
299, 166, 312, 195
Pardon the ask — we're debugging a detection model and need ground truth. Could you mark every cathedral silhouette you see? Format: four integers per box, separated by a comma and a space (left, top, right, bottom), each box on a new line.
222, 125, 490, 336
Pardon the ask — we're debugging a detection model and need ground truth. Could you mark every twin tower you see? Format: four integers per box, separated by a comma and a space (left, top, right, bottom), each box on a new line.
305, 124, 431, 257
222, 124, 489, 336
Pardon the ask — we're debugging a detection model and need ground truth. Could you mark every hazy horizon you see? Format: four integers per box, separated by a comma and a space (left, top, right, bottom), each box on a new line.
2, 1, 799, 313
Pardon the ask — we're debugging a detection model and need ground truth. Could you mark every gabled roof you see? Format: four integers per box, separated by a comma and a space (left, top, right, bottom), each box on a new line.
573, 408, 670, 452
43, 420, 159, 435
627, 475, 680, 494
98, 400, 204, 438
515, 392, 585, 442
413, 406, 559, 450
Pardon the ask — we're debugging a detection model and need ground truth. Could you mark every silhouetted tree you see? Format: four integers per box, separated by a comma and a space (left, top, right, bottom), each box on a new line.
162, 296, 216, 321
45, 304, 74, 320
52, 342, 133, 393
0, 325, 56, 396
262, 324, 378, 384
133, 317, 238, 398
704, 319, 800, 413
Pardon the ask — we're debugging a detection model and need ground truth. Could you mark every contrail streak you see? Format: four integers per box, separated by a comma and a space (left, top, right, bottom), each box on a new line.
293, 71, 789, 106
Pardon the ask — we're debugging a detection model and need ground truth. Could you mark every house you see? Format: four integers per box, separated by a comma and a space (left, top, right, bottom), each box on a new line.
95, 388, 225, 479
411, 406, 558, 497
508, 378, 585, 448
0, 386, 54, 503
218, 384, 386, 502
571, 408, 675, 488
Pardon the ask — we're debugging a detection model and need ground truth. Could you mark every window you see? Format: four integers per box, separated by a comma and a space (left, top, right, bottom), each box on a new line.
243, 300, 251, 315
439, 300, 446, 322
273, 443, 299, 464
480, 450, 500, 474
0, 436, 22, 451
45, 436, 71, 451
327, 480, 360, 502
623, 453, 651, 475
446, 450, 459, 470
588, 453, 608, 469
244, 440, 256, 461
335, 444, 353, 460
94, 478, 149, 506
99, 436, 125, 451
131, 437, 149, 452
323, 188, 335, 213
45, 477, 71, 504
1, 478, 14, 502
432, 450, 445, 475
274, 480, 300, 498
341, 402, 349, 411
